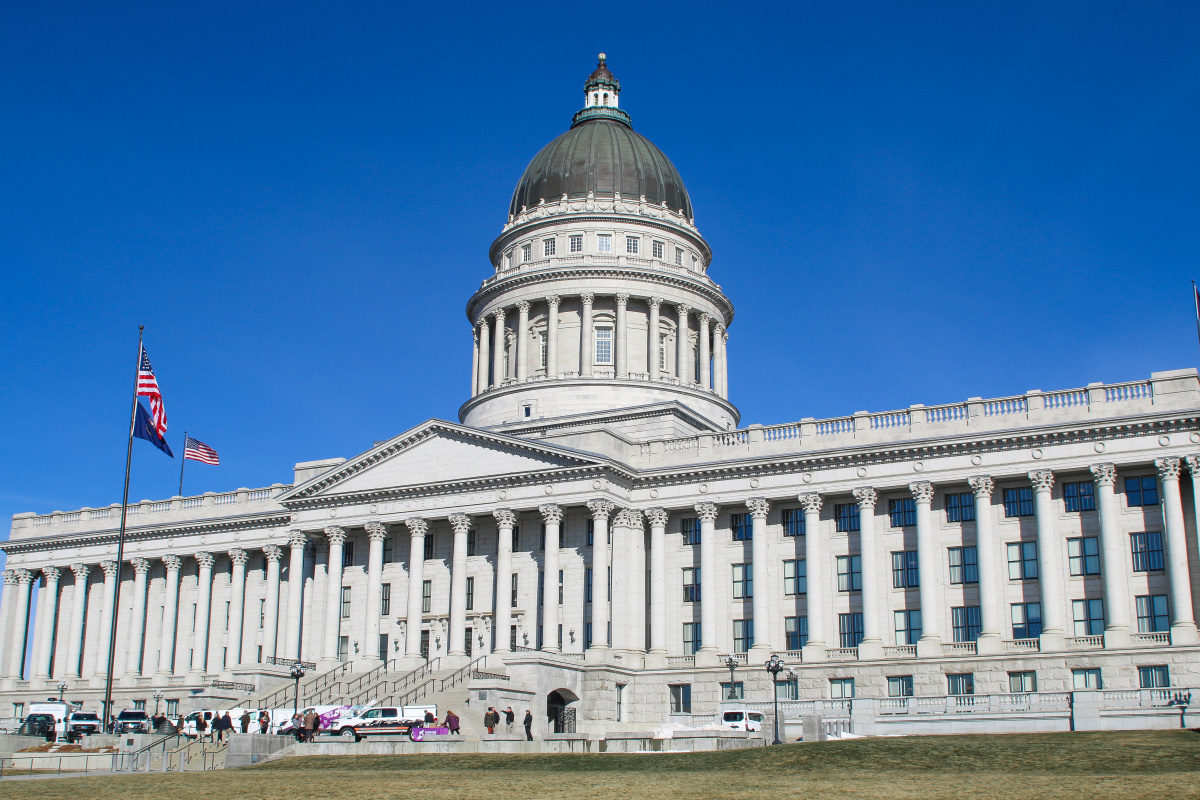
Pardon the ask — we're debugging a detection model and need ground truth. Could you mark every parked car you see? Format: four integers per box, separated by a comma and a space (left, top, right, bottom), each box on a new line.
719, 709, 764, 732
333, 705, 438, 742
113, 709, 152, 734
20, 713, 58, 742
65, 711, 103, 741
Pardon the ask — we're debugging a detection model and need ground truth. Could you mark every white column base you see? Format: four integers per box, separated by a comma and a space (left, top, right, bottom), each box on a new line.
801, 643, 826, 663
1102, 627, 1131, 649
644, 652, 667, 669
746, 644, 774, 665
1038, 631, 1065, 652
1170, 622, 1199, 645
856, 639, 883, 660
915, 637, 942, 658
694, 649, 720, 668
975, 633, 1003, 656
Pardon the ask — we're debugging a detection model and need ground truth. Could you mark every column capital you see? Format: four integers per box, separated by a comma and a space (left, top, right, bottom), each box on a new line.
644, 507, 669, 527
693, 501, 718, 522
546, 294, 561, 309
262, 545, 284, 562
698, 311, 710, 324
41, 566, 63, 582
677, 303, 690, 315
851, 487, 877, 510
1027, 470, 1055, 493
798, 492, 823, 514
287, 529, 308, 548
587, 498, 616, 521
493, 508, 517, 528
404, 517, 429, 537
448, 513, 472, 534
714, 321, 726, 335
227, 548, 249, 566
517, 299, 530, 313
538, 504, 563, 525
324, 526, 346, 545
2, 570, 14, 585
1089, 463, 1117, 487
968, 475, 995, 498
746, 497, 770, 519
162, 555, 182, 572
615, 293, 629, 307
1184, 454, 1200, 476
648, 296, 662, 310
1155, 456, 1182, 481
580, 292, 595, 305
615, 508, 644, 528
194, 552, 215, 569
71, 563, 91, 581
492, 306, 506, 321
472, 328, 479, 344
14, 568, 34, 585
130, 557, 151, 575
909, 481, 935, 504
100, 561, 118, 578
477, 317, 490, 331
365, 521, 389, 541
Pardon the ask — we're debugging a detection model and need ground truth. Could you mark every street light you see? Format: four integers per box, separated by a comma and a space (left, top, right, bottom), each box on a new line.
765, 654, 787, 745
56, 681, 68, 703
153, 691, 164, 716
290, 663, 306, 720
723, 653, 739, 700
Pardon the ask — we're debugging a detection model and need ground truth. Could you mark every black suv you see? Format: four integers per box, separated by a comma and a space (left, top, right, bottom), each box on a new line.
20, 713, 57, 742
113, 709, 152, 734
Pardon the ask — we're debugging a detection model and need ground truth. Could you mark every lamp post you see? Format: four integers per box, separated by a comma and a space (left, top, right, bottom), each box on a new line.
765, 654, 786, 745
153, 690, 164, 716
723, 653, 739, 700
290, 663, 306, 720
56, 681, 68, 703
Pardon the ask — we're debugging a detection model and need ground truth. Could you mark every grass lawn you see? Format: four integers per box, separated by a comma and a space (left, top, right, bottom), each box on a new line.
7, 730, 1200, 799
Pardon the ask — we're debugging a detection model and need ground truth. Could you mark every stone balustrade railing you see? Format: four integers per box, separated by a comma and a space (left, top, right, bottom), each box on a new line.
483, 253, 709, 287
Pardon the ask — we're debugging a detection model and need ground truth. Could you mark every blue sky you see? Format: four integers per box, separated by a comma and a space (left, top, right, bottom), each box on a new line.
2, 1, 1199, 564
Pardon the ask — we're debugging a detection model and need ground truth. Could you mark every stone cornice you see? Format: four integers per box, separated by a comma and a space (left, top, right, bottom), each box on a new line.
460, 383, 739, 430
490, 212, 712, 266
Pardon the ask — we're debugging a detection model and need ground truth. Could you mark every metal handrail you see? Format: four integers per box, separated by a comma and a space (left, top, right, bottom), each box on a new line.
349, 658, 441, 706
345, 658, 397, 694
258, 661, 355, 710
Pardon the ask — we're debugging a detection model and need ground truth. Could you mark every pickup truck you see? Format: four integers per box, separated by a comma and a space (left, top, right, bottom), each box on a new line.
334, 705, 440, 742
65, 711, 103, 741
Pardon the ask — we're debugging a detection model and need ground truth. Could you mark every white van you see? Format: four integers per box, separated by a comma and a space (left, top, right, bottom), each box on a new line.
720, 709, 765, 732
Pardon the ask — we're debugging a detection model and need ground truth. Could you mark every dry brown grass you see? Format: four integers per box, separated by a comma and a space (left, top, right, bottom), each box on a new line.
7, 730, 1200, 800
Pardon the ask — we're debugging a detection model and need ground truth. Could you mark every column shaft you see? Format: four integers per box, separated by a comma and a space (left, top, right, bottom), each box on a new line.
516, 301, 530, 381
0, 575, 13, 681
92, 561, 118, 677
1090, 465, 1131, 644
580, 293, 594, 378
676, 305, 690, 381
5, 572, 33, 679
969, 478, 1002, 651
540, 505, 563, 652
226, 550, 248, 670
610, 513, 630, 650
647, 298, 661, 382
471, 330, 479, 396
283, 533, 307, 661
695, 502, 718, 652
448, 515, 470, 657
615, 294, 629, 378
698, 314, 711, 389
853, 490, 881, 655
588, 500, 615, 651
714, 324, 726, 396
190, 553, 215, 674
262, 546, 282, 662
546, 296, 560, 377
492, 308, 506, 385
477, 320, 490, 391
1157, 458, 1198, 641
911, 482, 942, 654
647, 509, 668, 653
158, 557, 181, 674
322, 528, 346, 663
800, 495, 825, 657
404, 519, 427, 657
364, 524, 387, 663
629, 515, 647, 652
34, 568, 62, 679
493, 510, 514, 653
748, 499, 772, 657
66, 564, 89, 678
1028, 472, 1065, 647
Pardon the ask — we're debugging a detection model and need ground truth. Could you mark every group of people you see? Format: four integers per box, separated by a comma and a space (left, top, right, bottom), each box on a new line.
289, 709, 324, 742
483, 707, 534, 740
194, 710, 237, 742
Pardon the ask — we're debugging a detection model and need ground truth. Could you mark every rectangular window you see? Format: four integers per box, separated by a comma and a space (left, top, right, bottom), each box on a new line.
595, 327, 613, 365
682, 622, 702, 655
948, 546, 978, 584
784, 616, 808, 650
894, 609, 922, 645
730, 513, 753, 541
835, 503, 860, 532
945, 492, 976, 522
133, 699, 146, 710
732, 564, 753, 599
511, 573, 518, 608
338, 636, 349, 662
783, 560, 806, 595
1007, 541, 1039, 580
681, 518, 700, 545
1063, 481, 1096, 512
652, 240, 664, 259
659, 333, 669, 371
839, 613, 864, 648
512, 525, 520, 551
830, 678, 855, 699
544, 238, 555, 256
675, 247, 684, 266
947, 673, 975, 696
1004, 487, 1035, 517
889, 498, 916, 527
1011, 602, 1042, 639
466, 529, 476, 557
424, 534, 434, 561
422, 580, 432, 613
836, 555, 862, 591
597, 234, 612, 253
782, 507, 805, 537
1136, 595, 1170, 632
626, 236, 639, 254
166, 699, 179, 716
521, 243, 532, 261
380, 583, 391, 617
383, 537, 393, 563
888, 676, 914, 698
669, 683, 692, 714
733, 619, 754, 653
892, 551, 919, 588
952, 605, 982, 642
720, 681, 745, 700
343, 542, 354, 568
421, 629, 430, 658
1139, 665, 1170, 689
340, 586, 351, 619
225, 600, 230, 629
586, 519, 594, 546
540, 333, 547, 370
1068, 537, 1101, 576
1072, 598, 1104, 636
585, 568, 593, 603
569, 234, 583, 253
1130, 532, 1165, 571
1125, 476, 1159, 507
259, 598, 266, 628
1073, 668, 1102, 690
465, 577, 474, 611
558, 570, 564, 605
776, 677, 800, 700
1009, 671, 1037, 693
682, 567, 701, 603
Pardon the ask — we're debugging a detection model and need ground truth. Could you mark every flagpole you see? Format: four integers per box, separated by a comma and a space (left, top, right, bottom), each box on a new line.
179, 430, 187, 496
102, 325, 142, 729
1192, 281, 1200, 356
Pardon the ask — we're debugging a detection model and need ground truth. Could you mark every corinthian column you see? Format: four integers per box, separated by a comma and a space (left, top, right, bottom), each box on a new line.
747, 498, 773, 662
587, 499, 615, 655
492, 307, 506, 385
66, 564, 90, 678
676, 304, 690, 382
853, 488, 882, 659
448, 514, 471, 658
158, 556, 181, 674
1156, 458, 1199, 643
91, 561, 118, 678
911, 482, 941, 656
539, 505, 563, 652
694, 501, 719, 660
283, 531, 307, 661
647, 297, 662, 382
477, 319, 490, 390
545, 295, 560, 378
404, 519, 428, 657
714, 323, 727, 397
493, 509, 515, 653
190, 552, 215, 676
321, 527, 346, 664
34, 567, 62, 680
0, 573, 14, 680
471, 328, 479, 396
615, 294, 629, 378
799, 493, 825, 661
580, 293, 595, 377
645, 508, 669, 655
225, 549, 248, 670
5, 570, 34, 679
698, 313, 711, 390
969, 477, 1002, 654
610, 509, 635, 651
124, 559, 150, 676
516, 301, 530, 381
1028, 470, 1065, 649
1090, 465, 1130, 647
261, 546, 282, 662
363, 523, 388, 665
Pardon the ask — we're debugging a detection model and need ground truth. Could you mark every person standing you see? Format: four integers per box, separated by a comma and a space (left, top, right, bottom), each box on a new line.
259, 712, 270, 734
445, 710, 460, 735
196, 713, 208, 742
309, 709, 321, 742
484, 707, 496, 735
504, 707, 515, 734
524, 710, 533, 741
240, 710, 252, 734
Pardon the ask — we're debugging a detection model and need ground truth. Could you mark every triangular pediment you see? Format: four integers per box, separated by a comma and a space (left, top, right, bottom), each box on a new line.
281, 420, 608, 502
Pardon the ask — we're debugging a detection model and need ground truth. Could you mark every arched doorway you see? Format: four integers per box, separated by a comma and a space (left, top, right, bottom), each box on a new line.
547, 689, 579, 734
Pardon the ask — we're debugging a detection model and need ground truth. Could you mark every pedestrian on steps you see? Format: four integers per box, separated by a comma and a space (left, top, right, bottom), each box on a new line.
505, 707, 515, 734
241, 710, 252, 733
445, 710, 460, 735
524, 710, 533, 741
484, 707, 497, 735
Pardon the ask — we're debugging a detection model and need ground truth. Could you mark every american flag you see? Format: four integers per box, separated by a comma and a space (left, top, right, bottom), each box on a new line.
184, 437, 220, 465
136, 346, 168, 437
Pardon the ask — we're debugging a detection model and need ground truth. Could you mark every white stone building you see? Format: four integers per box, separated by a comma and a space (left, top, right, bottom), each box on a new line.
2, 56, 1199, 736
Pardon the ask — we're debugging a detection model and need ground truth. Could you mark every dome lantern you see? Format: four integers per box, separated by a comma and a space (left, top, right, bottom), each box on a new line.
573, 53, 631, 127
